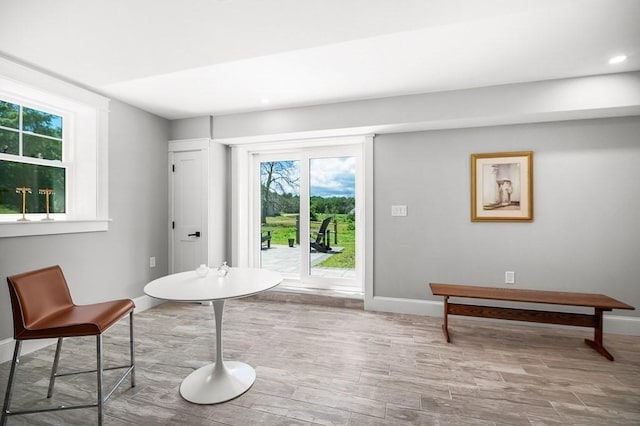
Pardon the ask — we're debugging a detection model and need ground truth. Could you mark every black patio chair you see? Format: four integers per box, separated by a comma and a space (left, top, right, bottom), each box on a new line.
310, 217, 332, 253
261, 230, 271, 249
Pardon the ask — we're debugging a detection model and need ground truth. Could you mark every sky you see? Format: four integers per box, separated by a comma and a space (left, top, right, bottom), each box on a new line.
262, 157, 355, 198
310, 156, 355, 198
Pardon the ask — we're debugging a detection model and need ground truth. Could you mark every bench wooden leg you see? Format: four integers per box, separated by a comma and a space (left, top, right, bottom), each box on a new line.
442, 296, 451, 343
584, 308, 614, 361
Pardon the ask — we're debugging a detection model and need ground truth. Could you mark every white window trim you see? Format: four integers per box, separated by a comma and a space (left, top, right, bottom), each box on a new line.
229, 134, 374, 297
0, 57, 109, 238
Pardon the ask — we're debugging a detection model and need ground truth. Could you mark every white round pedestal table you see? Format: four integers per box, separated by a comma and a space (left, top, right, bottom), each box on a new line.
144, 267, 282, 404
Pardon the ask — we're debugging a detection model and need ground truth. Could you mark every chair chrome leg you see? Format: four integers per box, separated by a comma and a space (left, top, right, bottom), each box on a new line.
1, 341, 22, 426
96, 335, 104, 426
47, 337, 64, 398
129, 311, 136, 388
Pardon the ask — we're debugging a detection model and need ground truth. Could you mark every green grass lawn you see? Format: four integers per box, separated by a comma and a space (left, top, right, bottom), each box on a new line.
262, 213, 355, 269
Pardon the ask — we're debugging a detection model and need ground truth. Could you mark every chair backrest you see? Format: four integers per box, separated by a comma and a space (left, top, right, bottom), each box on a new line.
313, 217, 333, 243
7, 265, 74, 339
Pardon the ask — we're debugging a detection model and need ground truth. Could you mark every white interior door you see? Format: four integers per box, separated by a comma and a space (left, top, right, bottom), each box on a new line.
170, 148, 208, 273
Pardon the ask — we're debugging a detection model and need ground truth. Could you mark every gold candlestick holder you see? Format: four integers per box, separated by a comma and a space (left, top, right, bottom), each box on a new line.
39, 188, 55, 221
15, 187, 32, 222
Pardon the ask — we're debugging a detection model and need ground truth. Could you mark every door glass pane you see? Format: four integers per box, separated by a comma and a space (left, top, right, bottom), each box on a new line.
0, 161, 65, 214
260, 160, 300, 275
309, 156, 356, 279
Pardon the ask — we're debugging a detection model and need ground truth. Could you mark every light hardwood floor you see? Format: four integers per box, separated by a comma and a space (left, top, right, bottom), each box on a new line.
1, 294, 639, 425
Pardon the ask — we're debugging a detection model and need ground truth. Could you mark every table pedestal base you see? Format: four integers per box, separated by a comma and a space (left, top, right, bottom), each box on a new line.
179, 361, 256, 404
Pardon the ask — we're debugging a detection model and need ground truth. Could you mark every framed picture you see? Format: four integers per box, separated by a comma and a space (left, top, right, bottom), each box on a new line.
471, 151, 533, 222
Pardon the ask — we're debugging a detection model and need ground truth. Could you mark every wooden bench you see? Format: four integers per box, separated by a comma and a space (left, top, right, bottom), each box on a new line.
429, 283, 635, 361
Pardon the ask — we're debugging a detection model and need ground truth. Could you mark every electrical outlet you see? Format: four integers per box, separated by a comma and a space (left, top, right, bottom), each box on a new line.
505, 271, 515, 284
149, 256, 156, 268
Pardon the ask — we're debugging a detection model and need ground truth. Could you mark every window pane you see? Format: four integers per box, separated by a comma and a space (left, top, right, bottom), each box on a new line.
0, 100, 19, 129
24, 134, 62, 160
0, 161, 65, 214
23, 107, 62, 138
0, 129, 19, 155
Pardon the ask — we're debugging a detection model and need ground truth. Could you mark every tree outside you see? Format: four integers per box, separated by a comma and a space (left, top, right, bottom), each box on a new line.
261, 160, 299, 223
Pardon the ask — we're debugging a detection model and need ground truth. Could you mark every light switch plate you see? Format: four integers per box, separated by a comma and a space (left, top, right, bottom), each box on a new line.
391, 205, 407, 216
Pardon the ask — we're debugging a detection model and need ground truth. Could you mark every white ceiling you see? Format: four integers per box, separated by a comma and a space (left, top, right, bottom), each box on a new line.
1, 0, 639, 120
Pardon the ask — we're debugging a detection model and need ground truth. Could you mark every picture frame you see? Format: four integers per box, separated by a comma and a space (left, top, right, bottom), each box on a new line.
471, 151, 533, 222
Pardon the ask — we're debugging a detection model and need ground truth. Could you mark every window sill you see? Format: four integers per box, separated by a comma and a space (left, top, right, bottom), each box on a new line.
0, 219, 110, 238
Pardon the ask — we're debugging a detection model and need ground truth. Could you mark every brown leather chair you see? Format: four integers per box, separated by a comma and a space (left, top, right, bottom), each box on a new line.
2, 265, 135, 426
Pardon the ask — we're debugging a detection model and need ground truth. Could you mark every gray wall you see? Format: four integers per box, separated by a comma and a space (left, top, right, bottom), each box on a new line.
212, 72, 640, 140
169, 116, 211, 140
210, 73, 640, 324
374, 116, 640, 316
0, 99, 170, 340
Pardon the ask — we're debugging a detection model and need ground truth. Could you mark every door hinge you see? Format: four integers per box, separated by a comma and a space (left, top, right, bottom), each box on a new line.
172, 164, 175, 172
172, 221, 175, 229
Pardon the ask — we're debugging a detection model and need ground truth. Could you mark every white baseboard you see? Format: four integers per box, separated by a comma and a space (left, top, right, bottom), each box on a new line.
606, 314, 640, 336
0, 338, 58, 365
133, 294, 165, 313
0, 295, 165, 364
365, 296, 640, 336
365, 296, 442, 317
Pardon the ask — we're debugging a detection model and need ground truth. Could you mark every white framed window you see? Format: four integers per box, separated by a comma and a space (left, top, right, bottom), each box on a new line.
1, 98, 68, 219
0, 57, 109, 238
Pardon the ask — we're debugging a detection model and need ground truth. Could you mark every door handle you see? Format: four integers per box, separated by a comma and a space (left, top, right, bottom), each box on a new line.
187, 231, 201, 237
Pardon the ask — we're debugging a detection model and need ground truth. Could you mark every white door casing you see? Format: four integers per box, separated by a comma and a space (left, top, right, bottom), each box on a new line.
169, 139, 209, 274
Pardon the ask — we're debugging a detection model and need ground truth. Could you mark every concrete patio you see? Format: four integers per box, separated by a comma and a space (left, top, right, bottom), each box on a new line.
260, 244, 356, 279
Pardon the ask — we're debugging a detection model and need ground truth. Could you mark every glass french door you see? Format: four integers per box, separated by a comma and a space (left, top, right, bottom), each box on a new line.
259, 157, 301, 276
254, 146, 362, 292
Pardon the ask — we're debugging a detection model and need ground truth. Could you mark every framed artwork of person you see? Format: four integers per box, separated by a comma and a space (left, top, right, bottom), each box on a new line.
471, 151, 533, 222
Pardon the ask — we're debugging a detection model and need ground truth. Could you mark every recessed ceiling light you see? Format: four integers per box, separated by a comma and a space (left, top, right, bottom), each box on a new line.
260, 98, 270, 104
608, 55, 627, 65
